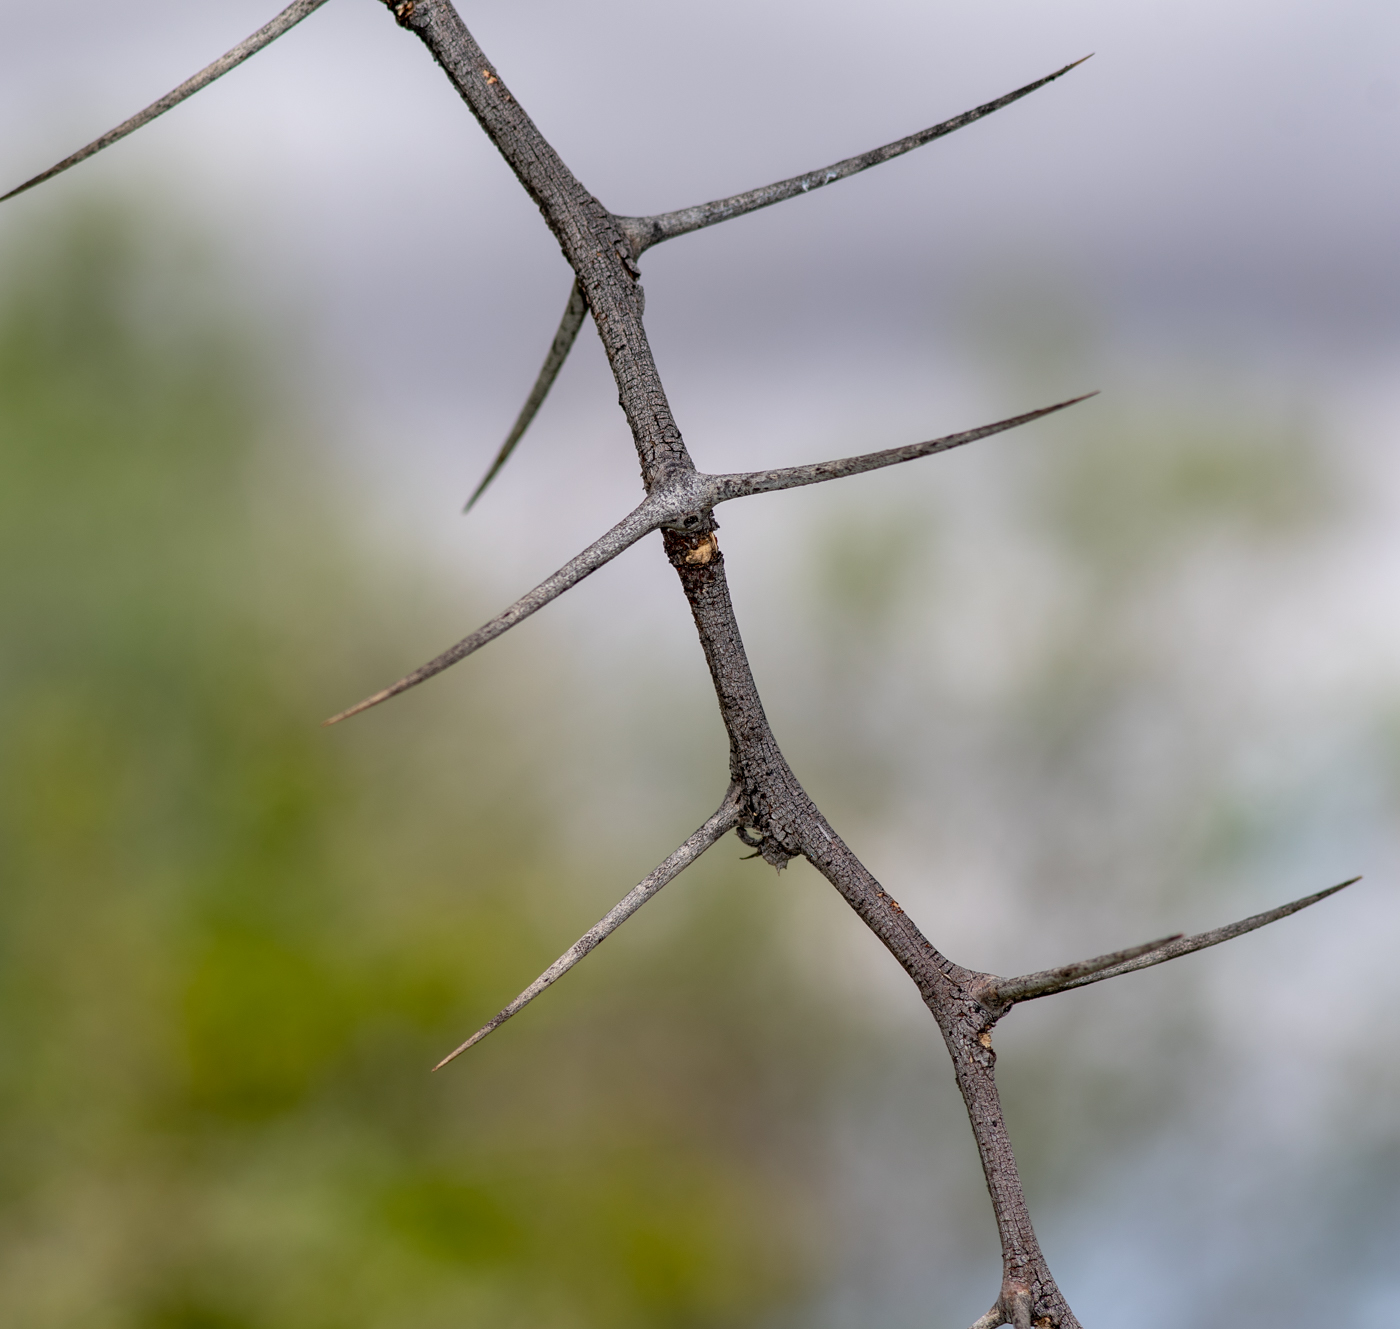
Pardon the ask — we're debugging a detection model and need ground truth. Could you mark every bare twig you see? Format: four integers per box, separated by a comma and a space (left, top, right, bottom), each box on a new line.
1, 0, 333, 204
617, 58, 1091, 255
324, 495, 664, 724
706, 394, 1097, 504
433, 786, 744, 1069
465, 280, 589, 512
995, 878, 1359, 1006
969, 1311, 1005, 1329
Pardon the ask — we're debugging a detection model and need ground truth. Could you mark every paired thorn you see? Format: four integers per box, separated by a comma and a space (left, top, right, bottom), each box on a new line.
332, 395, 1095, 725
2, 0, 333, 204
617, 56, 1093, 253
984, 877, 1360, 1008
432, 787, 743, 1070
464, 280, 589, 513
461, 58, 1094, 513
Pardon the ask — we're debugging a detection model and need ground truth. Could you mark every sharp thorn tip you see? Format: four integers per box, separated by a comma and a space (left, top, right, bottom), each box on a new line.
433, 1029, 487, 1072
322, 692, 387, 727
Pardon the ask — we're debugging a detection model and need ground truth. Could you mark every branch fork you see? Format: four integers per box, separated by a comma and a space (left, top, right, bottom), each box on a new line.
8, 6, 1359, 1325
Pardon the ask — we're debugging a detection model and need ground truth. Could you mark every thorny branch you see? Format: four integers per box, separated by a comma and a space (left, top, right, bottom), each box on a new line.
4, 4, 1359, 1326
465, 58, 1091, 507
332, 395, 1095, 721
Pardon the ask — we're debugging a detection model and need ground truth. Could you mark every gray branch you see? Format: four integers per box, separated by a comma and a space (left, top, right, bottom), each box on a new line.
324, 494, 665, 724
464, 280, 589, 512
433, 786, 743, 1069
1, 0, 333, 204
617, 57, 1090, 255
705, 394, 1096, 504
968, 1312, 1005, 1329
985, 878, 1359, 1007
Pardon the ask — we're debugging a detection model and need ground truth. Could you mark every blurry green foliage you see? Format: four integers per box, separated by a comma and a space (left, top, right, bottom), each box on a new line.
1040, 402, 1330, 577
0, 206, 828, 1329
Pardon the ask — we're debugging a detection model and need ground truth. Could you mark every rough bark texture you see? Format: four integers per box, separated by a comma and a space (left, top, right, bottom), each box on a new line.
7, 4, 1355, 1324
661, 524, 1080, 1326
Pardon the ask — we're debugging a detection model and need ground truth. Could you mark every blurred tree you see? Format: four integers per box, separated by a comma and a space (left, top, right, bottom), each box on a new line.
0, 205, 833, 1329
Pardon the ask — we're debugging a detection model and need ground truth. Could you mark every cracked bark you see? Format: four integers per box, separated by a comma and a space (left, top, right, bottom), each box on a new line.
7, 3, 1357, 1323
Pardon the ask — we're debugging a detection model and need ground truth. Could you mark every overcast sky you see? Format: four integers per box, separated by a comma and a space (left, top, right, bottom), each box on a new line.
2, 0, 1396, 486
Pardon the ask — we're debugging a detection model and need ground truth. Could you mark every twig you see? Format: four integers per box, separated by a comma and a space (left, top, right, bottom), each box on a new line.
617, 58, 1091, 254
463, 60, 1094, 498
2, 0, 333, 204
433, 786, 743, 1069
464, 280, 589, 512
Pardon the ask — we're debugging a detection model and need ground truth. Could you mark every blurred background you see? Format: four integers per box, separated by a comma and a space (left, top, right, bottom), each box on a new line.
0, 1, 1397, 1326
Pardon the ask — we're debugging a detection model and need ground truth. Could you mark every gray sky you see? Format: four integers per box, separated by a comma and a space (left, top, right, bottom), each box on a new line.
2, 0, 1396, 432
